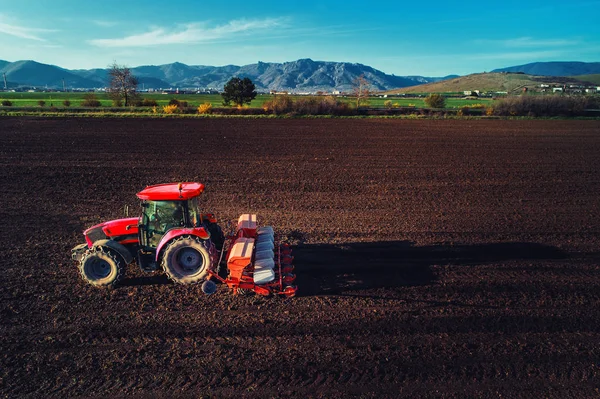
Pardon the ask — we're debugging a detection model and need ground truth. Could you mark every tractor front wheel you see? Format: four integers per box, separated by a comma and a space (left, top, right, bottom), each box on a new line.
161, 236, 212, 284
79, 247, 125, 288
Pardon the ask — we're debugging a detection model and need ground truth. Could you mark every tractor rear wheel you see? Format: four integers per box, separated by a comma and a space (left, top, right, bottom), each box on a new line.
161, 236, 212, 284
79, 247, 125, 288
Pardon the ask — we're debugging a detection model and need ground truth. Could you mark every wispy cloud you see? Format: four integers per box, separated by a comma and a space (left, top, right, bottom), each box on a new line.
0, 14, 56, 41
92, 19, 119, 28
475, 36, 579, 48
89, 18, 285, 47
468, 50, 565, 60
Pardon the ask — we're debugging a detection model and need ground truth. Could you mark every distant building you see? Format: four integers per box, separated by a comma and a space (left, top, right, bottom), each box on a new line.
553, 87, 563, 93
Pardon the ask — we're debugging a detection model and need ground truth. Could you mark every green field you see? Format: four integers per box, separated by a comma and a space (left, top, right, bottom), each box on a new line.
0, 91, 492, 109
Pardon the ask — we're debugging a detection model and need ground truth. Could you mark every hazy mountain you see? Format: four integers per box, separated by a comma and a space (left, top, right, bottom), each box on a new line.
0, 59, 451, 92
403, 75, 460, 83
492, 62, 600, 76
0, 60, 102, 88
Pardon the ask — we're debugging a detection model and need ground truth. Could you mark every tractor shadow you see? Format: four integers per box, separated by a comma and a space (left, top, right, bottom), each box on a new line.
294, 241, 567, 297
120, 273, 172, 287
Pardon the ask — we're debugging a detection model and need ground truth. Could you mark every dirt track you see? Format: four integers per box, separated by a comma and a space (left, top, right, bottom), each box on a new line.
1, 117, 600, 398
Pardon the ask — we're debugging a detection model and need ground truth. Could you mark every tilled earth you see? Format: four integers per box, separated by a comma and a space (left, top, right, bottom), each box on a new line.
1, 117, 600, 398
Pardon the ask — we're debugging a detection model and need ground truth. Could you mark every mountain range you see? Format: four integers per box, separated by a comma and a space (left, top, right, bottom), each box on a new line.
0, 59, 455, 92
1, 59, 599, 92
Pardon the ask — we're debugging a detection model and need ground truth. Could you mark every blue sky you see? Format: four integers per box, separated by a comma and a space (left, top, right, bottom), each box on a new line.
0, 0, 599, 76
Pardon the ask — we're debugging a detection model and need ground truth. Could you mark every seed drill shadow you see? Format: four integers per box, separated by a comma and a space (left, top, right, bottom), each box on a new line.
294, 241, 567, 297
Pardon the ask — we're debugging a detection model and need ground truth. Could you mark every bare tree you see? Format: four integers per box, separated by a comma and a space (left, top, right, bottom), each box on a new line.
352, 74, 371, 109
107, 62, 139, 107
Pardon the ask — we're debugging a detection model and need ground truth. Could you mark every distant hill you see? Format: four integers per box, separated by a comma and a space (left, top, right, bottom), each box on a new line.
383, 72, 594, 94
0, 59, 451, 92
492, 62, 600, 76
571, 74, 600, 85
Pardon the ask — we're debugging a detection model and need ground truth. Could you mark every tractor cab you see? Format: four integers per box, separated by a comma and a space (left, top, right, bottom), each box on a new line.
137, 182, 203, 246
140, 199, 196, 248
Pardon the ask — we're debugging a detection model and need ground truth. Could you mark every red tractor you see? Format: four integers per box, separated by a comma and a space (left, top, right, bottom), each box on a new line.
71, 182, 297, 297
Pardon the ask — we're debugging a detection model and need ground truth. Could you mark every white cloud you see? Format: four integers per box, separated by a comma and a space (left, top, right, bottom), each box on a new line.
89, 18, 284, 47
475, 36, 579, 48
0, 15, 57, 41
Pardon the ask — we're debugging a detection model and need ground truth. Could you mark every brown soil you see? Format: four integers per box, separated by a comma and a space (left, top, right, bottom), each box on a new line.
1, 117, 600, 398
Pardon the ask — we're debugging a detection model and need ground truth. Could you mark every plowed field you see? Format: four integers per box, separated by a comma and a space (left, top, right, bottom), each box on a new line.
1, 117, 600, 398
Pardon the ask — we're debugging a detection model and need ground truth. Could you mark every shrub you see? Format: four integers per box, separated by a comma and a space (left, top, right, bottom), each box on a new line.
424, 94, 445, 108
491, 95, 595, 117
197, 102, 213, 114
384, 100, 393, 109
141, 98, 158, 107
38, 100, 46, 107
1, 100, 12, 106
392, 102, 400, 108
162, 104, 180, 114
486, 107, 494, 116
81, 93, 101, 107
63, 100, 71, 107
468, 103, 486, 109
168, 98, 188, 108
112, 98, 123, 107
263, 95, 294, 114
323, 96, 353, 115
292, 96, 319, 115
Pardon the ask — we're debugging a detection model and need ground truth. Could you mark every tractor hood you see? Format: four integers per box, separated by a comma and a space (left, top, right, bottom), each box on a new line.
84, 217, 140, 239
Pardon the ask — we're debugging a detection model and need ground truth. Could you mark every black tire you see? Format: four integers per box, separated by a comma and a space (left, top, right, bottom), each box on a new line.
79, 247, 125, 288
161, 236, 212, 284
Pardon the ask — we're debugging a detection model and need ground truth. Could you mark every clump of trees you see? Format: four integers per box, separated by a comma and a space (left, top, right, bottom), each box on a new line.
424, 93, 446, 108
222, 77, 257, 107
490, 95, 599, 117
262, 94, 351, 115
1, 100, 12, 106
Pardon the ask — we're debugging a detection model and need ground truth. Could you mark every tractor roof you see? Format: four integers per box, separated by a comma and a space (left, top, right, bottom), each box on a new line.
136, 182, 204, 201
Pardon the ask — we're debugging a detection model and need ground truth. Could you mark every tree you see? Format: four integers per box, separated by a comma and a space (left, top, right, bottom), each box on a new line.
424, 93, 446, 108
352, 74, 371, 109
107, 62, 139, 107
221, 77, 257, 107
